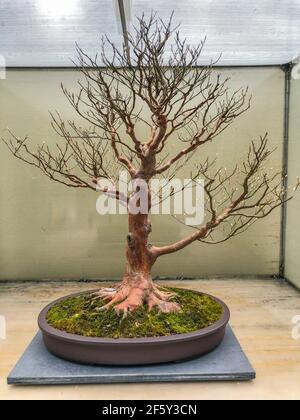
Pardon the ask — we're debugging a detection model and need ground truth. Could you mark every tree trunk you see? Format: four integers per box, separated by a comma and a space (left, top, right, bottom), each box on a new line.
93, 213, 180, 314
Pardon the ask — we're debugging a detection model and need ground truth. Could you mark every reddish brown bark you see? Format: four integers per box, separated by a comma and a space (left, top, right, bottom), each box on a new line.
93, 213, 180, 314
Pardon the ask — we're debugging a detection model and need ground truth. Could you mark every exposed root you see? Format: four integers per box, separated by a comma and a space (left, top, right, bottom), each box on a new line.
153, 288, 176, 301
89, 288, 117, 304
147, 294, 181, 313
88, 283, 181, 315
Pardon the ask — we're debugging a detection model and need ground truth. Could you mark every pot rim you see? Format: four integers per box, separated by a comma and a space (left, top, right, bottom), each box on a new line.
38, 288, 230, 345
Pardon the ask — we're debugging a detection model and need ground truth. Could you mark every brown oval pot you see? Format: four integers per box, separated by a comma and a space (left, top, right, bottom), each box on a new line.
38, 289, 230, 366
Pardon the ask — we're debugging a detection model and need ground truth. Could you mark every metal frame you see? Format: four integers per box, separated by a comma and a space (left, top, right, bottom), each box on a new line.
279, 64, 292, 279
117, 0, 130, 60
4, 65, 285, 70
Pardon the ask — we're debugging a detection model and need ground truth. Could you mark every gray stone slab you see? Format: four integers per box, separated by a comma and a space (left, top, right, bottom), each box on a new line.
7, 326, 255, 385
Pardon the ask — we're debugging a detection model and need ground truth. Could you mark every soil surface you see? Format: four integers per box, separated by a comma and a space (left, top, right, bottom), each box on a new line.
46, 287, 224, 338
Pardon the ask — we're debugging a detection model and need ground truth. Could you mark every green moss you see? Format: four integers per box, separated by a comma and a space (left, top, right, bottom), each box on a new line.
46, 287, 223, 339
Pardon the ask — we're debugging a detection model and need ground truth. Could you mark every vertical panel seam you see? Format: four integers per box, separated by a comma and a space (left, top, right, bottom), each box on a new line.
117, 0, 131, 61
279, 64, 292, 279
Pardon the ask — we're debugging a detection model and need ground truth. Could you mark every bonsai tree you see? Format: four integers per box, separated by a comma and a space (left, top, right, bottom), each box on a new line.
2, 14, 294, 315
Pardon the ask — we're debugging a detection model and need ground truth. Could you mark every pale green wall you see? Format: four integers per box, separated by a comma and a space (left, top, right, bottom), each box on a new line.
0, 68, 284, 280
285, 69, 300, 288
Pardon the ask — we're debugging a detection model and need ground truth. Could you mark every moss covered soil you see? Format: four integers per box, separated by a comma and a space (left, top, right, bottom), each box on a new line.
46, 287, 224, 339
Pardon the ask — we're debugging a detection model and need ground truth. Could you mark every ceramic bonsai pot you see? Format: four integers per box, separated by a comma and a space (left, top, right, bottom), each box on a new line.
38, 290, 230, 366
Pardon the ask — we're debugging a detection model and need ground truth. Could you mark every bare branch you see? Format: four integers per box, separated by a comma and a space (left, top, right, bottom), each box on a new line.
151, 136, 292, 257
1, 12, 292, 263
